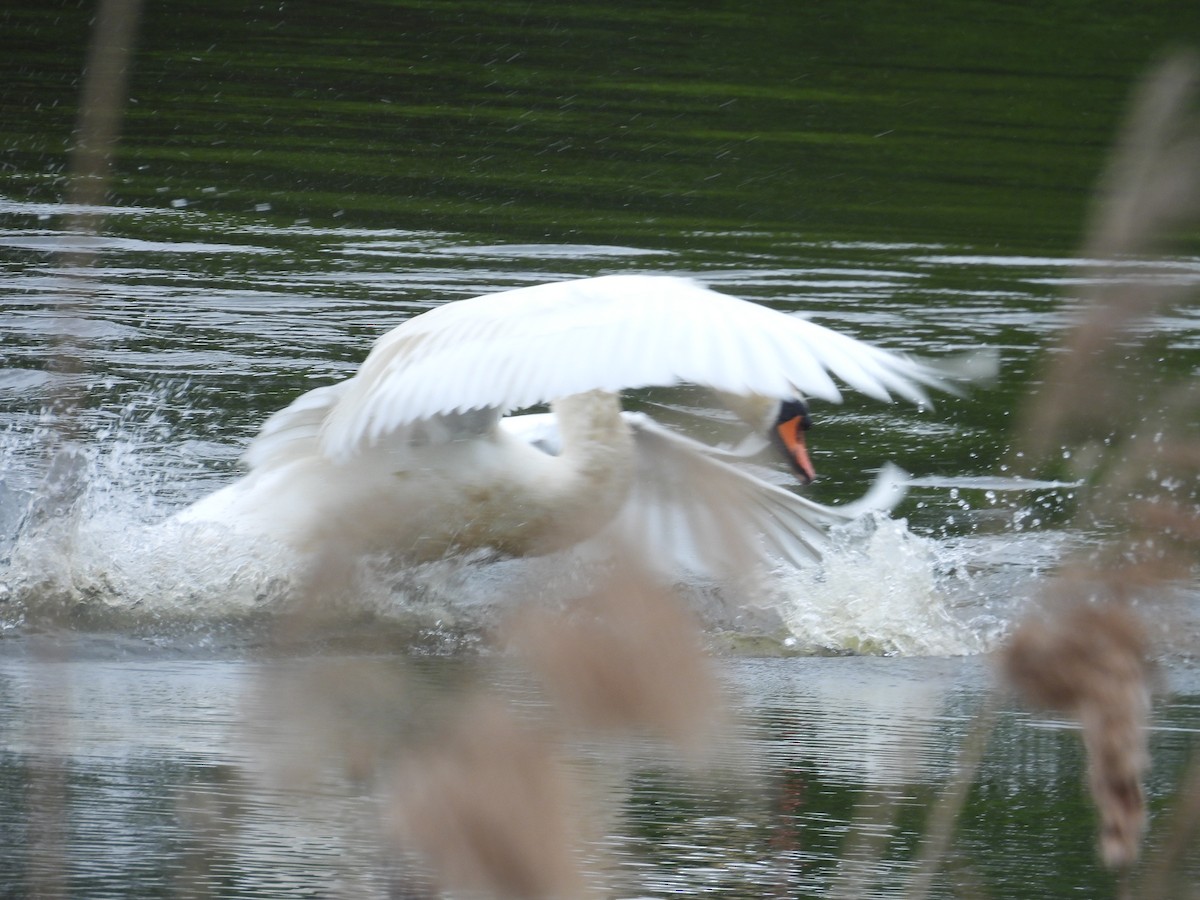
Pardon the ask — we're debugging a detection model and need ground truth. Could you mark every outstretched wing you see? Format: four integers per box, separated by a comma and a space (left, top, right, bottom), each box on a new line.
319, 275, 957, 462
610, 413, 908, 573
500, 411, 908, 575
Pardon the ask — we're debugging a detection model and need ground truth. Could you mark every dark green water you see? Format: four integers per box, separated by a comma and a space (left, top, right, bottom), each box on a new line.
1, 654, 1199, 898
6, 0, 1200, 249
2, 1, 1200, 897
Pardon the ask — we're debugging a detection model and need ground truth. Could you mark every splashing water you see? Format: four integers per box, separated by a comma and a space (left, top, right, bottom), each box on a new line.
771, 515, 992, 656
0, 392, 1043, 654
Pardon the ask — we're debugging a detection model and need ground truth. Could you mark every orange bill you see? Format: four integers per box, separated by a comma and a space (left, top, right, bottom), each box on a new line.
775, 414, 816, 484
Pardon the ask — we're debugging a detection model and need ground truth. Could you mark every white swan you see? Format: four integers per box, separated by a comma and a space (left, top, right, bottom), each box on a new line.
178, 275, 976, 573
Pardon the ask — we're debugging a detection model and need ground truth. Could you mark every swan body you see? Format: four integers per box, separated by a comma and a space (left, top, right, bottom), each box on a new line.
178, 275, 967, 572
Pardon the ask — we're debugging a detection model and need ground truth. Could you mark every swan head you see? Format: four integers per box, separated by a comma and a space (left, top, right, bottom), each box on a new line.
717, 391, 818, 484
771, 399, 816, 484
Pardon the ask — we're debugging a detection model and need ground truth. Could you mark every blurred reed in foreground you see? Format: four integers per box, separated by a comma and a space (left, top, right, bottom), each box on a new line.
29, 0, 1200, 889
267, 542, 735, 898
1000, 51, 1200, 879
23, 3, 143, 898
260, 53, 1200, 899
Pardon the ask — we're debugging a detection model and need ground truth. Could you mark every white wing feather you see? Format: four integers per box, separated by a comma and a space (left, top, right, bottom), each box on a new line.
500, 411, 908, 574
613, 414, 909, 572
318, 275, 951, 461
244, 381, 349, 471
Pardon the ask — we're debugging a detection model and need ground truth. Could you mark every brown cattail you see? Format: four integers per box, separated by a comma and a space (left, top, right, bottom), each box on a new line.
1002, 601, 1150, 868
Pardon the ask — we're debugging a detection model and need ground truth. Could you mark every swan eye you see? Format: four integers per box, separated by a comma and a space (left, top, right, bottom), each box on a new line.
778, 399, 813, 431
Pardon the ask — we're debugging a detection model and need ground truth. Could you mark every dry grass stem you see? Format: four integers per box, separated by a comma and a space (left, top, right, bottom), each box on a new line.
23, 3, 143, 895
906, 697, 999, 900
263, 555, 731, 897
1002, 602, 1150, 868
1001, 51, 1200, 873
385, 697, 590, 900
257, 656, 416, 785
505, 562, 727, 755
1085, 52, 1200, 262
64, 0, 144, 210
1140, 751, 1200, 898
1019, 53, 1200, 466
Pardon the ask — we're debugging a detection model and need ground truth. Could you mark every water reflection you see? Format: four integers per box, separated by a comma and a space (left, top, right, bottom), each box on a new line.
0, 656, 391, 898
3, 653, 1196, 896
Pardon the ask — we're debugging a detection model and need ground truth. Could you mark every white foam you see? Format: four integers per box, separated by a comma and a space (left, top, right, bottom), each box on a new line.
0, 411, 1034, 655
769, 515, 991, 656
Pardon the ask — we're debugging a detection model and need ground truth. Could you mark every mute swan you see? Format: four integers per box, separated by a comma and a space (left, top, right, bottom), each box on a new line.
178, 275, 972, 572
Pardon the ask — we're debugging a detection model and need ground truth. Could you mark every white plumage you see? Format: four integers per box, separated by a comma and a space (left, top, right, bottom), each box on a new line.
177, 275, 970, 572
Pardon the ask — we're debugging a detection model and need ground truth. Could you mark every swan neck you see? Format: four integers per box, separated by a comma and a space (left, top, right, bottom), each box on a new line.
526, 390, 633, 551
551, 389, 627, 451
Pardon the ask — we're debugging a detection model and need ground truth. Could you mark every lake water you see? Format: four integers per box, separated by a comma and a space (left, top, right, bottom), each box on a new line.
2, 1, 1200, 897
